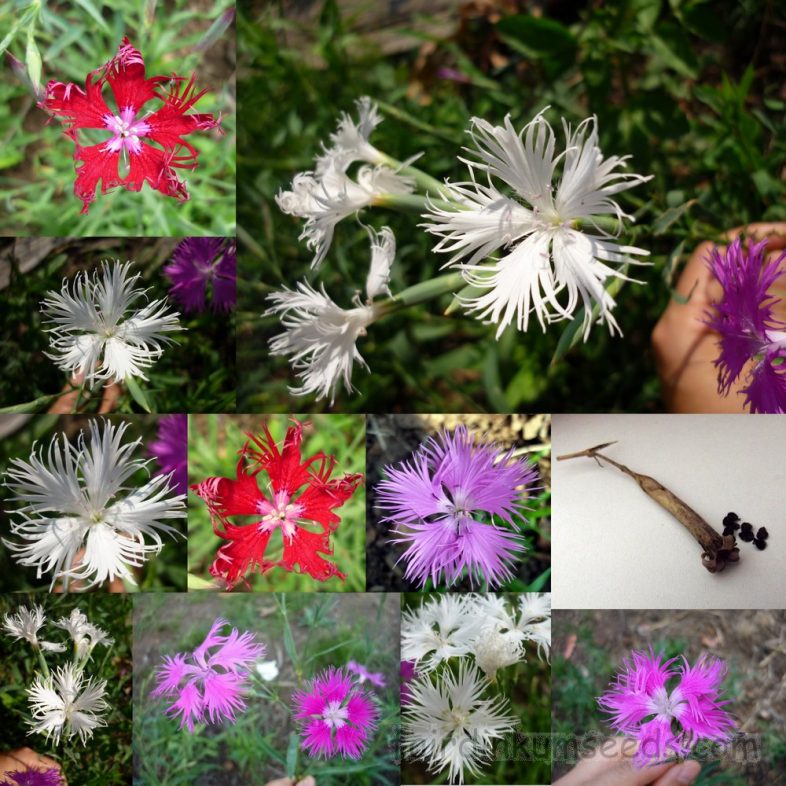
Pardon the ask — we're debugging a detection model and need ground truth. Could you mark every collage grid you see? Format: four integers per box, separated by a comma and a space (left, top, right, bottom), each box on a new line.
1, 2, 785, 786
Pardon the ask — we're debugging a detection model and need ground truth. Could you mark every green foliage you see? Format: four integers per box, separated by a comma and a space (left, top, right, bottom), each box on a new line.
236, 0, 786, 412
0, 240, 236, 412
0, 594, 132, 786
188, 414, 366, 591
133, 592, 400, 785
0, 415, 187, 591
0, 0, 235, 236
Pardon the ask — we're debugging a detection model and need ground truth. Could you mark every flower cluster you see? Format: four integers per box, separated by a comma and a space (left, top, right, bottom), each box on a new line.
152, 617, 265, 732
424, 108, 651, 339
2, 605, 112, 747
270, 99, 409, 403
376, 425, 539, 589
292, 667, 379, 760
2, 419, 186, 591
598, 648, 735, 767
40, 260, 183, 388
191, 419, 362, 589
402, 593, 550, 783
164, 237, 237, 312
39, 37, 221, 214
704, 237, 786, 413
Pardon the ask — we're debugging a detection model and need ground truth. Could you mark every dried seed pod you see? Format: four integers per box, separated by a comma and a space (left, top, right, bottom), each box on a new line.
557, 442, 740, 574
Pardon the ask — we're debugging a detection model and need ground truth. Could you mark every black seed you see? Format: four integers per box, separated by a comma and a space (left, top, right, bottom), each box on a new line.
754, 538, 767, 550
722, 513, 740, 527
757, 527, 769, 540
739, 530, 755, 542
740, 522, 753, 532
723, 526, 736, 537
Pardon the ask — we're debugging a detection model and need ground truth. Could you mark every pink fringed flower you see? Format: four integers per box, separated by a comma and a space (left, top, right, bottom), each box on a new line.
152, 617, 264, 732
346, 660, 386, 688
293, 667, 379, 759
598, 649, 735, 766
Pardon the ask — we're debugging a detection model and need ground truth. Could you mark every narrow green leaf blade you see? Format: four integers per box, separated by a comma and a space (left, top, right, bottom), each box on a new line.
125, 375, 152, 412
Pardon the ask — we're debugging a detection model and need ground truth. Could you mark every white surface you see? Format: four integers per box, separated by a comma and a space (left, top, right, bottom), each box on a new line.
551, 414, 786, 609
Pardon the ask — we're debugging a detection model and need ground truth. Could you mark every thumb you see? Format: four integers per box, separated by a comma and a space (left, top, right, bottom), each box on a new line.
653, 760, 701, 785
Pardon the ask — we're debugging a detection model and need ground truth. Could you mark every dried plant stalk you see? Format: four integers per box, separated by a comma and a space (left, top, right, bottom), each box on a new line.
557, 442, 740, 573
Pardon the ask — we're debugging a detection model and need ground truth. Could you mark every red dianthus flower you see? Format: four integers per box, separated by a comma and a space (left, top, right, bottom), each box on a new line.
39, 37, 221, 214
191, 420, 362, 589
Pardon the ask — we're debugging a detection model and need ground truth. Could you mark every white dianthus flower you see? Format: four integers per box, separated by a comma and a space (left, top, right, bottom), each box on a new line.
2, 604, 65, 652
27, 662, 108, 746
473, 624, 525, 680
3, 419, 186, 591
424, 108, 651, 339
315, 95, 385, 173
54, 608, 113, 658
403, 661, 517, 784
40, 260, 183, 386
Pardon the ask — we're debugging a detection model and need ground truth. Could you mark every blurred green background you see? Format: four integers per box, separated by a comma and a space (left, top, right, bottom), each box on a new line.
552, 609, 786, 785
236, 0, 786, 413
0, 414, 187, 592
0, 0, 235, 236
0, 238, 236, 413
401, 592, 551, 784
133, 592, 400, 786
188, 414, 366, 592
0, 594, 132, 786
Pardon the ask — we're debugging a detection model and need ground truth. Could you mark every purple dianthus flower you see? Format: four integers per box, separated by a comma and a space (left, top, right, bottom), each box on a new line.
148, 414, 188, 496
151, 617, 264, 732
8, 769, 64, 786
346, 659, 386, 688
376, 426, 538, 588
164, 237, 236, 312
598, 648, 735, 767
705, 237, 786, 413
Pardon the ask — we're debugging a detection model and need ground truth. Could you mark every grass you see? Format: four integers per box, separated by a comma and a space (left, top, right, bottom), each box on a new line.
0, 240, 236, 413
0, 0, 235, 236
0, 415, 187, 592
236, 0, 786, 413
187, 414, 366, 592
133, 592, 400, 786
0, 594, 132, 786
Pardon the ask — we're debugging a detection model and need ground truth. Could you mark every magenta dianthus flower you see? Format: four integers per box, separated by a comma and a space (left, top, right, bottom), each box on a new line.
8, 769, 64, 786
598, 648, 735, 767
346, 660, 386, 688
148, 414, 188, 496
164, 238, 237, 312
292, 667, 378, 760
152, 617, 264, 732
376, 426, 538, 588
705, 237, 786, 413
400, 660, 417, 705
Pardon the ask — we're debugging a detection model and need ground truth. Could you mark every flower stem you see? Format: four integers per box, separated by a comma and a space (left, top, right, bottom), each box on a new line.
376, 271, 465, 316
377, 152, 453, 198
35, 645, 50, 679
372, 191, 465, 215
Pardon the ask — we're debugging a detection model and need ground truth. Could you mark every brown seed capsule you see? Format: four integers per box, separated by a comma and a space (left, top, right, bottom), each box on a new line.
557, 442, 740, 573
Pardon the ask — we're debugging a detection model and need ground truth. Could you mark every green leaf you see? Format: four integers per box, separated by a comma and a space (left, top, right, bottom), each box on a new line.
187, 573, 215, 591
524, 567, 551, 592
653, 199, 696, 235
497, 15, 577, 76
0, 391, 66, 414
72, 0, 110, 32
125, 375, 152, 412
25, 27, 42, 91
286, 732, 299, 778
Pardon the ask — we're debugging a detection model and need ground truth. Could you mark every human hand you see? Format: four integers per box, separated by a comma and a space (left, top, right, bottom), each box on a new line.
651, 222, 786, 412
265, 777, 316, 786
0, 747, 64, 785
47, 371, 121, 414
553, 737, 701, 786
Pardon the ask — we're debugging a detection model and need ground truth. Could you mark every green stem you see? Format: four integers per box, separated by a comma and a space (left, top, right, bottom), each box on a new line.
35, 645, 50, 679
377, 152, 453, 198
376, 271, 465, 316
372, 191, 465, 215
71, 380, 88, 414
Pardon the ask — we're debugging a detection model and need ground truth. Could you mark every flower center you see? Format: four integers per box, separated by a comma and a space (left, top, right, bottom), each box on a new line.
649, 686, 685, 719
257, 490, 304, 541
88, 511, 105, 524
447, 707, 469, 730
322, 699, 349, 729
103, 106, 151, 156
